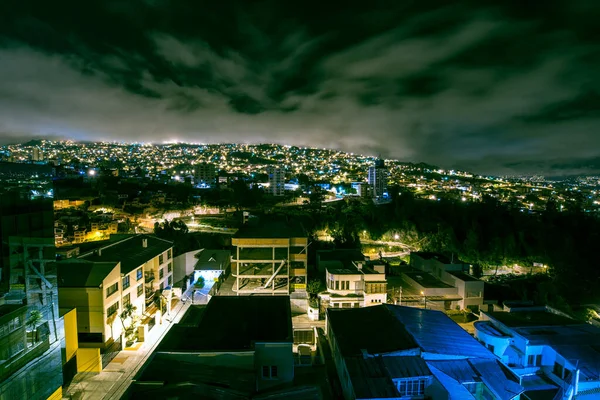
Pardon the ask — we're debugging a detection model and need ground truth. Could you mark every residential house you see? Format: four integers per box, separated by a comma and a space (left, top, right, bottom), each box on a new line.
475, 305, 600, 399
317, 249, 387, 309
327, 305, 525, 400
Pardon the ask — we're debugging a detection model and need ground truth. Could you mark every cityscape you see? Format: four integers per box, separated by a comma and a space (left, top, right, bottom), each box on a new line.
2, 1, 600, 400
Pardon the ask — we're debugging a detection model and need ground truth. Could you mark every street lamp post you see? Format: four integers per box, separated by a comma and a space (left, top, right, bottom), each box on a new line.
421, 291, 426, 309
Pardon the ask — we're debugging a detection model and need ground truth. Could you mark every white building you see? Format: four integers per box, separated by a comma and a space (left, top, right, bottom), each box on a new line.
475, 305, 600, 399
367, 159, 387, 199
267, 166, 285, 196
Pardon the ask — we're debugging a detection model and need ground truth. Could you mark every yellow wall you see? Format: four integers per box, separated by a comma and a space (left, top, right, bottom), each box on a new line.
63, 308, 79, 362
233, 238, 290, 247
76, 348, 102, 373
46, 386, 62, 400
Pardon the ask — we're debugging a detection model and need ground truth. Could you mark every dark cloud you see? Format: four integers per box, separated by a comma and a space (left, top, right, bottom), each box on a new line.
0, 0, 599, 174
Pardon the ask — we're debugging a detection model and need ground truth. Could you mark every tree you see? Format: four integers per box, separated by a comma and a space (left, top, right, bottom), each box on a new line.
119, 303, 139, 346
27, 310, 43, 344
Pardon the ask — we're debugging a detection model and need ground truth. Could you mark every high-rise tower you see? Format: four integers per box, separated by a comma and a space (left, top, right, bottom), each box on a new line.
367, 158, 387, 199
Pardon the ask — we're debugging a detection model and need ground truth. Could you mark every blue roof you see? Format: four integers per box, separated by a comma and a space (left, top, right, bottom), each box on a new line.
385, 305, 494, 359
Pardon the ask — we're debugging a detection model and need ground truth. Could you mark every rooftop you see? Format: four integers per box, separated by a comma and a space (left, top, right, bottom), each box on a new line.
234, 219, 307, 239
448, 271, 481, 282
486, 310, 579, 328
158, 296, 293, 352
57, 260, 119, 288
326, 306, 418, 357
402, 270, 453, 288
80, 234, 173, 274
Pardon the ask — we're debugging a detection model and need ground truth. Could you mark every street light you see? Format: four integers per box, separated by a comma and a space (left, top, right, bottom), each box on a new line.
421, 291, 427, 309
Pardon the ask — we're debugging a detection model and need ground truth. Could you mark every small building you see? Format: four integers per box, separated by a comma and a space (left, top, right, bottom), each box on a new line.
317, 249, 387, 309
327, 305, 524, 400
129, 296, 318, 398
231, 220, 308, 295
475, 305, 600, 399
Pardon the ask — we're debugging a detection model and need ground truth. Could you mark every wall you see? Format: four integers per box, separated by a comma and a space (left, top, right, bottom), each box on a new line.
173, 250, 200, 290
58, 288, 105, 341
62, 308, 79, 363
254, 342, 294, 391
76, 347, 102, 373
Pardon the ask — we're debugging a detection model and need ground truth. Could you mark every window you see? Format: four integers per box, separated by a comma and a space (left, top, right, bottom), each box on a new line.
159, 254, 164, 264
553, 362, 564, 379
536, 354, 542, 366
123, 293, 131, 307
335, 280, 339, 290
167, 249, 172, 259
398, 378, 427, 396
487, 344, 495, 353
168, 275, 172, 286
106, 282, 118, 298
136, 268, 143, 281
159, 268, 164, 279
342, 302, 351, 308
137, 284, 143, 297
528, 354, 542, 366
107, 301, 119, 317
168, 262, 172, 273
123, 275, 130, 290
262, 365, 278, 379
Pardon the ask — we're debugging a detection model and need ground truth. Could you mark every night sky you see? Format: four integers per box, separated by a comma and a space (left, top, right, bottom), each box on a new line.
1, 1, 599, 174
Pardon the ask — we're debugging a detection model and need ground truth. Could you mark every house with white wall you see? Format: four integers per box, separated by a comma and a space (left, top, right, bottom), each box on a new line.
475, 305, 600, 399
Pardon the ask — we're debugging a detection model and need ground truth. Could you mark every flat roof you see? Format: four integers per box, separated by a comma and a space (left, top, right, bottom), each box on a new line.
448, 271, 480, 282
326, 306, 418, 357
158, 296, 293, 352
81, 235, 173, 274
57, 260, 119, 288
403, 271, 453, 288
234, 219, 306, 239
487, 310, 579, 328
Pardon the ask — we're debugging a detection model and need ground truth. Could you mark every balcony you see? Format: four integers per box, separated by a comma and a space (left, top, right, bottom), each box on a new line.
144, 272, 155, 283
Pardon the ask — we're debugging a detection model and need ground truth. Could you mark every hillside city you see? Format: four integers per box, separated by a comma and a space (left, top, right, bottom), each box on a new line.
1, 140, 600, 400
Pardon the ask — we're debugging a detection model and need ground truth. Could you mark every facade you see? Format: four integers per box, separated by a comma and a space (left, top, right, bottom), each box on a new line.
367, 159, 387, 199
173, 249, 230, 292
78, 235, 174, 310
408, 252, 484, 311
475, 305, 600, 399
130, 296, 303, 398
267, 166, 285, 196
193, 162, 216, 185
232, 220, 308, 295
0, 188, 65, 400
317, 250, 387, 309
327, 305, 524, 400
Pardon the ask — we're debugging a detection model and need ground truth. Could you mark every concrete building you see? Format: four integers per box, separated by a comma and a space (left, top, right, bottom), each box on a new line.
407, 252, 484, 311
231, 220, 308, 295
316, 250, 387, 309
475, 305, 600, 399
194, 162, 216, 186
173, 248, 230, 292
267, 166, 285, 196
327, 305, 524, 400
129, 296, 320, 398
367, 159, 387, 199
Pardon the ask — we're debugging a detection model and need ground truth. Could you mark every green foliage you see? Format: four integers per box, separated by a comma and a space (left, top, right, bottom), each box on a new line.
306, 279, 324, 297
194, 276, 205, 289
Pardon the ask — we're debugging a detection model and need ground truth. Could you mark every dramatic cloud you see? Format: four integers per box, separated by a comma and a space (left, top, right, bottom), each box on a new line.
0, 0, 599, 174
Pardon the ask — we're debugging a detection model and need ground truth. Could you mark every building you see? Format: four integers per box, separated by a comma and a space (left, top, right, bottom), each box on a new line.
129, 296, 319, 398
31, 147, 44, 162
367, 159, 387, 199
316, 250, 387, 309
475, 305, 600, 399
0, 189, 64, 400
327, 305, 524, 400
194, 162, 216, 186
267, 166, 285, 196
78, 235, 175, 308
406, 252, 484, 311
231, 220, 308, 295
173, 248, 230, 294
57, 260, 124, 363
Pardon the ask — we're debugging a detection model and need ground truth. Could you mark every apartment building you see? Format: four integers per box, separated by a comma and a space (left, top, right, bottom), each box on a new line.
231, 220, 308, 295
475, 305, 600, 399
317, 249, 387, 309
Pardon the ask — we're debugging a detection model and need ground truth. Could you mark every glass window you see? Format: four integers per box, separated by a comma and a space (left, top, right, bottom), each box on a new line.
167, 249, 172, 259
106, 282, 118, 298
159, 268, 164, 279
168, 262, 172, 273
168, 275, 172, 286
159, 254, 164, 264
123, 275, 130, 290
107, 302, 119, 317
123, 293, 131, 307
271, 366, 278, 378
136, 268, 143, 281
137, 284, 143, 297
